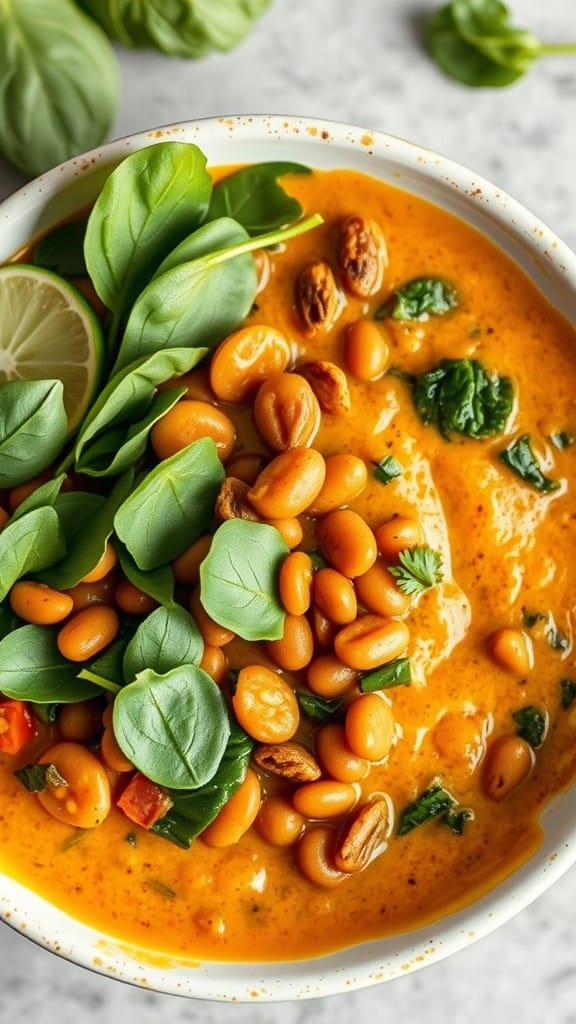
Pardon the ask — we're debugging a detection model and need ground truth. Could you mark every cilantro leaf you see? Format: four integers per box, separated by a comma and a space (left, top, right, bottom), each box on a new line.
499, 434, 560, 493
388, 546, 444, 597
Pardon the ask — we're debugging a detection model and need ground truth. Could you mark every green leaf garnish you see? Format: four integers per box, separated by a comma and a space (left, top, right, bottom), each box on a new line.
512, 705, 548, 748
388, 546, 444, 597
376, 276, 457, 321
560, 679, 576, 711
14, 762, 68, 793
296, 691, 344, 722
360, 658, 412, 691
373, 456, 403, 485
499, 434, 560, 493
409, 358, 514, 439
398, 781, 472, 835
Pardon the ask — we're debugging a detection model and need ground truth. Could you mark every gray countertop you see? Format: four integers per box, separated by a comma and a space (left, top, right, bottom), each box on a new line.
1, 1, 575, 1021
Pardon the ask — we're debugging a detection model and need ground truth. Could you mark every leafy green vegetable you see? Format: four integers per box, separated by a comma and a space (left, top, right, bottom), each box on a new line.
512, 705, 548, 748
79, 0, 270, 58
373, 455, 403, 485
0, 380, 68, 488
199, 519, 288, 641
0, 508, 66, 602
0, 605, 23, 641
114, 438, 224, 570
84, 142, 212, 345
10, 474, 66, 522
0, 0, 118, 177
499, 435, 560, 493
14, 761, 68, 792
376, 277, 457, 321
360, 658, 412, 692
549, 430, 576, 450
560, 679, 576, 711
116, 544, 176, 608
38, 472, 133, 591
398, 781, 472, 835
73, 346, 207, 476
209, 162, 311, 234
409, 359, 514, 439
123, 606, 204, 682
0, 625, 101, 703
112, 665, 230, 789
33, 222, 87, 277
426, 0, 576, 88
78, 619, 139, 688
296, 691, 344, 722
388, 546, 444, 597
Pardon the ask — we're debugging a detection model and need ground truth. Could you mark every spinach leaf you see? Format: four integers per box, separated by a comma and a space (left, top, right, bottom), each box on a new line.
15, 762, 68, 792
398, 781, 471, 835
123, 605, 204, 683
209, 162, 311, 234
112, 665, 230, 789
151, 719, 254, 849
409, 358, 514, 439
33, 222, 87, 277
78, 0, 270, 58
114, 439, 223, 571
199, 519, 288, 641
360, 658, 412, 691
0, 507, 66, 602
426, 0, 575, 88
0, 604, 23, 640
376, 277, 457, 321
499, 435, 560, 493
0, 624, 101, 702
373, 455, 403, 485
78, 618, 139, 688
0, 0, 118, 177
74, 345, 207, 475
0, 380, 68, 488
296, 691, 343, 722
10, 474, 66, 521
84, 142, 212, 341
560, 679, 576, 711
114, 213, 321, 372
38, 471, 133, 590
116, 544, 176, 608
512, 705, 548, 748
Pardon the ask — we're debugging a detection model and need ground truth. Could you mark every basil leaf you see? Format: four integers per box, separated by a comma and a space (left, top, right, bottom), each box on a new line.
373, 456, 403, 485
0, 507, 65, 602
79, 0, 270, 58
199, 519, 288, 641
398, 784, 455, 835
0, 380, 68, 488
74, 346, 208, 475
360, 658, 412, 691
499, 434, 560, 493
0, 0, 118, 177
33, 222, 87, 277
113, 665, 230, 789
123, 606, 204, 683
410, 358, 514, 439
115, 218, 257, 372
512, 705, 548, 748
376, 277, 457, 321
38, 471, 133, 590
151, 720, 254, 849
10, 474, 66, 521
209, 162, 311, 234
114, 438, 224, 571
116, 544, 176, 608
84, 141, 212, 333
560, 679, 576, 711
296, 691, 343, 722
0, 625, 101, 702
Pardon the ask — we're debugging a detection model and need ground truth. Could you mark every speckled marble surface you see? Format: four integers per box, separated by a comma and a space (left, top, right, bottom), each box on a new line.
1, 0, 576, 1020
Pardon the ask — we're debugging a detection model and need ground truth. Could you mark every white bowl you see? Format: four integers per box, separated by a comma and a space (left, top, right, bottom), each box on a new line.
1, 114, 576, 1001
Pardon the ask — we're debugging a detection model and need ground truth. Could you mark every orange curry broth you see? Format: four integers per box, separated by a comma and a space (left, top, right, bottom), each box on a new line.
1, 166, 576, 962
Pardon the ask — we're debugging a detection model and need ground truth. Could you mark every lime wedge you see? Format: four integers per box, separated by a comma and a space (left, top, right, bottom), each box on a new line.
0, 264, 105, 432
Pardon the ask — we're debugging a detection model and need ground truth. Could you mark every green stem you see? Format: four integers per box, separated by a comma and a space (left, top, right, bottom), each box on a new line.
207, 213, 324, 268
77, 668, 121, 694
540, 43, 576, 55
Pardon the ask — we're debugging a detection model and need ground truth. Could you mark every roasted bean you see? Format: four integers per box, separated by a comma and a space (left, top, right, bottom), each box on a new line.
354, 559, 411, 617
81, 541, 117, 584
334, 615, 410, 671
225, 453, 266, 486
232, 664, 300, 743
482, 734, 535, 800
317, 508, 377, 578
201, 768, 261, 847
255, 796, 305, 846
263, 516, 304, 550
37, 742, 111, 828
209, 325, 292, 402
199, 644, 228, 686
344, 320, 390, 381
375, 516, 425, 560
295, 826, 349, 888
315, 723, 370, 783
115, 580, 158, 616
58, 699, 103, 744
266, 614, 314, 671
189, 590, 236, 647
489, 628, 534, 676
150, 400, 236, 462
171, 534, 212, 585
345, 693, 395, 761
9, 581, 73, 625
57, 606, 120, 662
253, 372, 321, 451
307, 454, 368, 515
312, 568, 357, 624
292, 780, 357, 819
279, 551, 314, 616
248, 448, 326, 519
306, 654, 359, 698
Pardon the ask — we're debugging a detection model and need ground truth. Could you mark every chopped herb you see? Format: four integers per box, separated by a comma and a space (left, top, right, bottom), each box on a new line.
388, 546, 444, 597
360, 658, 412, 692
375, 277, 457, 321
522, 608, 570, 652
549, 431, 576, 450
147, 879, 177, 900
512, 705, 548, 748
409, 358, 514, 439
296, 691, 343, 722
14, 761, 67, 793
398, 781, 471, 835
125, 831, 138, 848
522, 607, 547, 629
373, 456, 403, 485
560, 679, 576, 711
499, 435, 560, 493
308, 549, 327, 571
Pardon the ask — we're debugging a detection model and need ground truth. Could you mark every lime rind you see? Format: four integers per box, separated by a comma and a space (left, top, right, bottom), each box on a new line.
0, 263, 106, 433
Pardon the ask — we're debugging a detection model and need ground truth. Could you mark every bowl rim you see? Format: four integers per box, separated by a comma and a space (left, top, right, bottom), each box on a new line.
1, 113, 575, 1002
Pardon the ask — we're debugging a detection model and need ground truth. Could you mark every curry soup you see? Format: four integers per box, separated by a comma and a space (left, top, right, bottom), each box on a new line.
1, 152, 576, 963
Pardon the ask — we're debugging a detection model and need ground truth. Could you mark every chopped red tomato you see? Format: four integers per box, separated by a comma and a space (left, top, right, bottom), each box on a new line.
0, 700, 36, 755
116, 772, 173, 829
